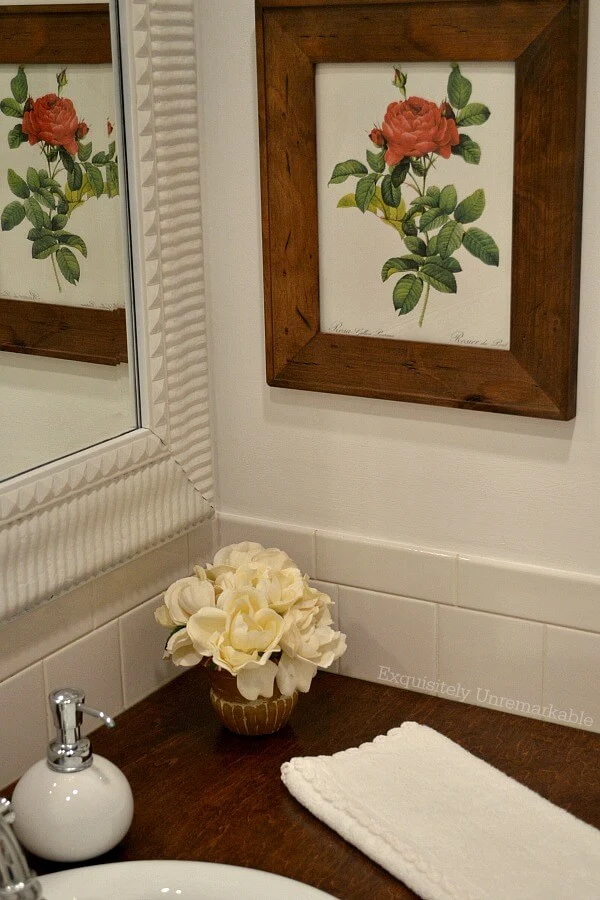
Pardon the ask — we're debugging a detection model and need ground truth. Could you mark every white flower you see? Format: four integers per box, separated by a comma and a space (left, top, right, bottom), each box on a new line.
164, 628, 203, 667
154, 567, 215, 628
187, 586, 285, 699
249, 548, 297, 571
228, 563, 304, 613
212, 541, 265, 568
280, 586, 346, 676
276, 654, 317, 695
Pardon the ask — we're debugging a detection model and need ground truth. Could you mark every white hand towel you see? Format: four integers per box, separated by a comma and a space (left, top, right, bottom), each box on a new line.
281, 722, 600, 900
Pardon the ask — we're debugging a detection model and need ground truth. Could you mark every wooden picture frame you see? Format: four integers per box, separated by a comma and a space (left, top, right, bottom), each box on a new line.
256, 0, 588, 419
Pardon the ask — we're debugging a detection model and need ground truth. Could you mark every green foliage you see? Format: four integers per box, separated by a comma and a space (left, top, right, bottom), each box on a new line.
447, 63, 472, 109
7, 168, 29, 199
462, 228, 499, 266
1, 200, 25, 230
438, 185, 457, 215
329, 159, 368, 184
420, 261, 457, 293
404, 235, 427, 256
366, 148, 385, 173
84, 163, 104, 198
393, 275, 423, 315
436, 220, 463, 258
381, 256, 422, 281
391, 159, 410, 188
78, 142, 93, 162
32, 235, 59, 259
355, 173, 379, 213
419, 208, 448, 233
456, 103, 491, 127
454, 189, 485, 224
8, 124, 27, 149
58, 233, 87, 257
381, 174, 402, 208
451, 134, 481, 165
56, 247, 80, 284
10, 67, 28, 104
0, 97, 22, 118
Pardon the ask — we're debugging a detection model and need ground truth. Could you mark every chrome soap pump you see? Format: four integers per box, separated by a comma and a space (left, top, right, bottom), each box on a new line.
11, 688, 134, 862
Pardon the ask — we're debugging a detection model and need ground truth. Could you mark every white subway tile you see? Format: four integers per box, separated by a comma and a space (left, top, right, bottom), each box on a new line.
0, 663, 47, 789
438, 606, 544, 714
43, 621, 124, 738
218, 513, 316, 575
337, 586, 437, 691
0, 581, 94, 683
119, 595, 181, 709
316, 530, 455, 604
543, 626, 600, 733
92, 534, 189, 628
458, 554, 600, 632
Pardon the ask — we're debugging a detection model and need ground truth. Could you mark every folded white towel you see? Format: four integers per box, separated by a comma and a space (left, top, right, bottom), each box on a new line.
281, 722, 600, 900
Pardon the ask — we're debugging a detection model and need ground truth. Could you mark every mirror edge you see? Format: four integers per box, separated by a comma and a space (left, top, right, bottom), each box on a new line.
0, 0, 214, 622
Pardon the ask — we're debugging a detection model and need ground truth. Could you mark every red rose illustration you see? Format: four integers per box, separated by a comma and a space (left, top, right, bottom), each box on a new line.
381, 96, 460, 165
75, 121, 89, 141
22, 93, 80, 156
369, 127, 385, 148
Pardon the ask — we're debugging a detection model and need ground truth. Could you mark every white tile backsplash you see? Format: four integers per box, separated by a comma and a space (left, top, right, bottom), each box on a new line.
43, 621, 124, 738
0, 663, 47, 789
119, 595, 181, 709
438, 606, 544, 712
544, 626, 600, 731
316, 530, 456, 605
458, 554, 600, 632
218, 513, 316, 576
338, 586, 437, 691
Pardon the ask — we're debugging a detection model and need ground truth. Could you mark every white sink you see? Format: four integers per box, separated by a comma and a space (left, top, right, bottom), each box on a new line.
39, 859, 337, 899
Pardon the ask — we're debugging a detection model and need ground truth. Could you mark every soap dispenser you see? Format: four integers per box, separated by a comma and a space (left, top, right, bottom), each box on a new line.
12, 688, 134, 862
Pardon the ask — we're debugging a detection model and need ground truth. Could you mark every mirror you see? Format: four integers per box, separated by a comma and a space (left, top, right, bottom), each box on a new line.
0, 3, 138, 481
0, 0, 213, 623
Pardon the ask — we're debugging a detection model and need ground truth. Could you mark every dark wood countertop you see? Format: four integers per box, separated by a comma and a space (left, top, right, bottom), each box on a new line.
14, 669, 600, 899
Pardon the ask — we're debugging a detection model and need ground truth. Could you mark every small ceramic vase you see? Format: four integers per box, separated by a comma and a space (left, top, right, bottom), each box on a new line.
208, 666, 298, 736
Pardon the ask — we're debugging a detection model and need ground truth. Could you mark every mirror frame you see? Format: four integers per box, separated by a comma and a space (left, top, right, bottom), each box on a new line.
0, 0, 213, 623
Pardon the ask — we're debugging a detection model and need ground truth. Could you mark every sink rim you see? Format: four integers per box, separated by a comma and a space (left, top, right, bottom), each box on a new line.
38, 858, 337, 899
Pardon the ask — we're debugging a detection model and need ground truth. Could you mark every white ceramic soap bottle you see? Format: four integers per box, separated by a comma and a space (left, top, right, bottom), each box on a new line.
12, 687, 134, 862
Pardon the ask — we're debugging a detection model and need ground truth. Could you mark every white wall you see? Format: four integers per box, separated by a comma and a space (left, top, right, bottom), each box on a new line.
200, 1, 600, 575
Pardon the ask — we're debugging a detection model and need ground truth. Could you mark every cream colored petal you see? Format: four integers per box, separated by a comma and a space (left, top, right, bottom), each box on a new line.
154, 604, 176, 628
276, 654, 317, 696
237, 659, 278, 700
187, 606, 228, 652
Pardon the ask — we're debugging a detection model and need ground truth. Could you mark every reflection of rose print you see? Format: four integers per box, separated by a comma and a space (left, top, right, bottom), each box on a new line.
329, 64, 499, 327
23, 94, 81, 156
382, 96, 459, 163
0, 66, 119, 292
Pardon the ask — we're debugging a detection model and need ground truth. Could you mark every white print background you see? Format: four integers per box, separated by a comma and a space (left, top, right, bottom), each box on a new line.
316, 62, 515, 348
0, 63, 128, 310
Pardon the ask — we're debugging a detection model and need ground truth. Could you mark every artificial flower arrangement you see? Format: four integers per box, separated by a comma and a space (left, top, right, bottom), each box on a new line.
155, 542, 347, 702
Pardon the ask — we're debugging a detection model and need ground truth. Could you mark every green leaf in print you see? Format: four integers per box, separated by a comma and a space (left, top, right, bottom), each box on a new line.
58, 233, 88, 257
84, 164, 104, 198
7, 124, 27, 149
355, 174, 378, 213
0, 97, 22, 118
404, 235, 427, 256
451, 134, 481, 165
420, 261, 457, 293
419, 208, 448, 233
436, 220, 464, 259
7, 168, 29, 199
381, 174, 402, 208
454, 189, 485, 224
56, 246, 80, 284
426, 185, 440, 205
391, 159, 410, 188
381, 256, 421, 281
23, 196, 45, 228
462, 228, 500, 266
78, 142, 93, 162
329, 159, 368, 184
1, 200, 25, 231
32, 235, 59, 259
67, 163, 83, 192
393, 275, 423, 315
441, 256, 462, 273
426, 235, 439, 257
91, 151, 109, 165
456, 103, 491, 127
51, 214, 69, 231
447, 63, 472, 110
26, 167, 40, 191
367, 148, 386, 173
33, 187, 55, 210
438, 185, 457, 215
10, 67, 28, 104
403, 218, 418, 237
411, 159, 426, 177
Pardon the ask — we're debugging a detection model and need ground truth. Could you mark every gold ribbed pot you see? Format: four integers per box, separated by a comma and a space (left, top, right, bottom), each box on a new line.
208, 667, 298, 736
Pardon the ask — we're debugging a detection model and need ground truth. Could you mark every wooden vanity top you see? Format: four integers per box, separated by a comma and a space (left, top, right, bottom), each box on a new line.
18, 669, 600, 898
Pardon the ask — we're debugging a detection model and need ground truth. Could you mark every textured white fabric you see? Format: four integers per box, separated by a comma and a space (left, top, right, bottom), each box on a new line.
281, 722, 600, 900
